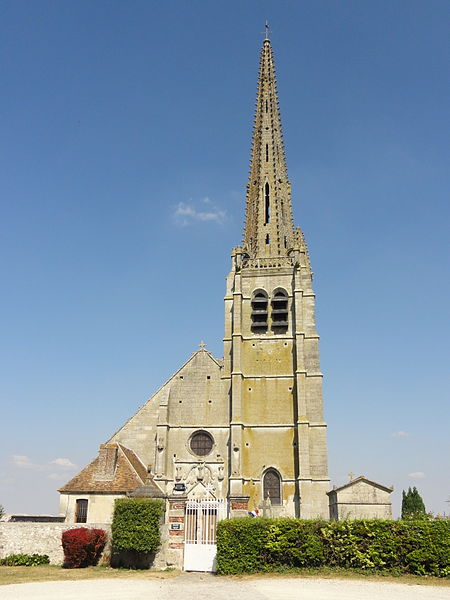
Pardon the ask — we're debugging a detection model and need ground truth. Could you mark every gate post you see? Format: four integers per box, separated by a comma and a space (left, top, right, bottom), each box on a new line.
166, 494, 187, 569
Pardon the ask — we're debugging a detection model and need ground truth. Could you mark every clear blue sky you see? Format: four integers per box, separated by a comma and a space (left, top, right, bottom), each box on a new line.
0, 1, 448, 518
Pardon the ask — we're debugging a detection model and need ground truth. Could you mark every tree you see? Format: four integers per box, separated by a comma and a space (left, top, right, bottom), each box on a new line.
411, 486, 426, 513
401, 486, 426, 519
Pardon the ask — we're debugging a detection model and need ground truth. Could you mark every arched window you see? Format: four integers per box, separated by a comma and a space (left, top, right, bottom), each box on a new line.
263, 469, 281, 505
265, 143, 269, 162
271, 289, 288, 332
264, 183, 270, 224
251, 290, 268, 333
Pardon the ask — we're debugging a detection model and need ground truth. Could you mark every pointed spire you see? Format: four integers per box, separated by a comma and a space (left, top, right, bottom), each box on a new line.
243, 37, 295, 258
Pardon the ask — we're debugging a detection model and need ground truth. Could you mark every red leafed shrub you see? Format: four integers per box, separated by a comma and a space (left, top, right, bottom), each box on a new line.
62, 527, 107, 568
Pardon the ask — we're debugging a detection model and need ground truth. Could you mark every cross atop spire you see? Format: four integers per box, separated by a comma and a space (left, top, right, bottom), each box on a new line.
264, 20, 270, 41
243, 38, 296, 259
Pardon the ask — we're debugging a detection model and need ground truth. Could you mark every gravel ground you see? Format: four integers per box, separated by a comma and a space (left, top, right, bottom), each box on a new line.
1, 572, 449, 600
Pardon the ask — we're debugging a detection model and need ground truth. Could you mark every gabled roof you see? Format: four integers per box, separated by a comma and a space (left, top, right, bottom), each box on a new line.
327, 475, 394, 495
58, 443, 147, 494
106, 346, 222, 442
150, 346, 223, 393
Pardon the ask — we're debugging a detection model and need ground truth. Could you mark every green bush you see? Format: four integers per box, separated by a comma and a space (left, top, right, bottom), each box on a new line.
0, 553, 50, 566
265, 519, 326, 567
216, 518, 450, 577
217, 516, 271, 573
111, 498, 165, 554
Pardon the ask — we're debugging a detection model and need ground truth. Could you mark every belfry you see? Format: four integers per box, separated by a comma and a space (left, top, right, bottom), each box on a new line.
224, 36, 329, 518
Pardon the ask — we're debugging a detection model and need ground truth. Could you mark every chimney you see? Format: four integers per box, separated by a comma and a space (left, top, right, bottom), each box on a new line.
94, 444, 118, 481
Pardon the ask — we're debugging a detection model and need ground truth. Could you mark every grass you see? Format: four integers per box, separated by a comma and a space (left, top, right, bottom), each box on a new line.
1, 564, 449, 587
0, 565, 179, 586
226, 567, 450, 587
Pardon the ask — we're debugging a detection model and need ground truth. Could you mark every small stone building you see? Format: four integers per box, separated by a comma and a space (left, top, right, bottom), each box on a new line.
59, 442, 164, 523
327, 476, 393, 520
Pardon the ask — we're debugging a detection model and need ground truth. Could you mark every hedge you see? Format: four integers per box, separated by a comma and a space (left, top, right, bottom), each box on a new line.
0, 553, 50, 566
111, 498, 165, 554
216, 518, 450, 577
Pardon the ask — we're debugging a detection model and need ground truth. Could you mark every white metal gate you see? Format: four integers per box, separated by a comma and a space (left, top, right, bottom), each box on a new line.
183, 499, 226, 572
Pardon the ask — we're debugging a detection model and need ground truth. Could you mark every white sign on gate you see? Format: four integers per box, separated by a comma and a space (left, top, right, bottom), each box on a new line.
183, 498, 226, 572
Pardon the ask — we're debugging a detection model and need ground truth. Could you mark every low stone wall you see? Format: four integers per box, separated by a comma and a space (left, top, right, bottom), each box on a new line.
0, 522, 172, 568
0, 522, 111, 565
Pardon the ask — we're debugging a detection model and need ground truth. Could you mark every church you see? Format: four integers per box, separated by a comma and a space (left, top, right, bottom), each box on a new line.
59, 35, 392, 564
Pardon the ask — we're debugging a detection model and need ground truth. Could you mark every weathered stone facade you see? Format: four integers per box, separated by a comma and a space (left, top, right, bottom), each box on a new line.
109, 350, 228, 494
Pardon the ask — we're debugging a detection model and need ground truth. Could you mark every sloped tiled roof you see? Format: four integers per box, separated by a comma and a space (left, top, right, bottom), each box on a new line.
128, 480, 165, 499
58, 443, 146, 494
121, 445, 148, 483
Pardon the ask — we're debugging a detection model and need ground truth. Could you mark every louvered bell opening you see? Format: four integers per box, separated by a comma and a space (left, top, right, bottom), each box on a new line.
251, 293, 268, 332
271, 291, 288, 331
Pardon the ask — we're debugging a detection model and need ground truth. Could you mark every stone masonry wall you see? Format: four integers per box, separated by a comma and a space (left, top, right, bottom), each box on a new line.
0, 522, 171, 567
0, 522, 111, 564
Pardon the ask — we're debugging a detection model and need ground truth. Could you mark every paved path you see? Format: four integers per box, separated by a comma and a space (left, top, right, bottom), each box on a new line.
1, 572, 449, 600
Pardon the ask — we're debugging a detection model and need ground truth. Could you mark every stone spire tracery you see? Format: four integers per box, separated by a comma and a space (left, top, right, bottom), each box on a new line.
243, 38, 296, 259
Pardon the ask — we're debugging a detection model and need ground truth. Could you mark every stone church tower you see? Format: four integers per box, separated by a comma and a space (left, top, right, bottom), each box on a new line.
224, 37, 329, 518
59, 36, 329, 526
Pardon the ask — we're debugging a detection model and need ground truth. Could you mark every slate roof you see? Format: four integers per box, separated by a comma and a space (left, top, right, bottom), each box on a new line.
128, 481, 166, 499
58, 443, 147, 494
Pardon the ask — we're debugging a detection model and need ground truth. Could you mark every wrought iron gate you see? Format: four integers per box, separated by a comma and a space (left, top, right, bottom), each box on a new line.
183, 499, 226, 572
